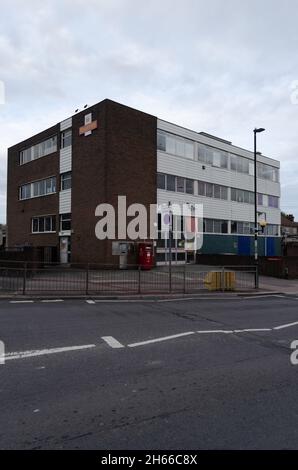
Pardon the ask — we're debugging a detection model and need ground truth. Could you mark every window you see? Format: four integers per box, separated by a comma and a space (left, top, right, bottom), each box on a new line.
166, 175, 176, 192
198, 181, 206, 196
61, 172, 72, 191
220, 186, 228, 200
185, 179, 194, 194
231, 188, 254, 205
32, 216, 56, 233
19, 184, 31, 200
20, 136, 57, 164
268, 195, 279, 208
231, 220, 254, 234
204, 218, 229, 234
157, 130, 194, 159
198, 144, 228, 168
61, 129, 72, 149
206, 183, 213, 198
158, 173, 195, 194
257, 162, 279, 182
60, 213, 71, 231
157, 131, 166, 151
157, 173, 166, 190
176, 177, 185, 193
214, 185, 221, 199
257, 193, 263, 205
230, 154, 250, 175
265, 224, 279, 236
19, 177, 56, 200
198, 181, 228, 200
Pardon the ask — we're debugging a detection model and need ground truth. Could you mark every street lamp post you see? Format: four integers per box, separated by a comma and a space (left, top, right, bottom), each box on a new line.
253, 127, 265, 288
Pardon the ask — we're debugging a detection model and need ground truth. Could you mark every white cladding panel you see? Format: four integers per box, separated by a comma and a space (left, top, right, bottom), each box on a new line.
60, 117, 72, 132
157, 152, 280, 197
60, 147, 72, 173
59, 189, 71, 214
157, 190, 281, 225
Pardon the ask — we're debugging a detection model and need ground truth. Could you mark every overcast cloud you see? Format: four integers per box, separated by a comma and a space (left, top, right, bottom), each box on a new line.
1, 0, 298, 223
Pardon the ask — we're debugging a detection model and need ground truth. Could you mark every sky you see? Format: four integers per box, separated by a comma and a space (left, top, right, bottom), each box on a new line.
0, 0, 298, 223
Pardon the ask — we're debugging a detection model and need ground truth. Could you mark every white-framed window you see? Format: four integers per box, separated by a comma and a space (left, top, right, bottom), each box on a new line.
61, 172, 72, 191
19, 177, 56, 200
157, 173, 194, 195
198, 144, 228, 168
60, 213, 71, 231
61, 129, 72, 149
231, 220, 255, 234
203, 218, 228, 234
231, 188, 254, 205
257, 162, 279, 182
197, 180, 228, 200
31, 215, 56, 233
157, 130, 194, 159
19, 136, 57, 165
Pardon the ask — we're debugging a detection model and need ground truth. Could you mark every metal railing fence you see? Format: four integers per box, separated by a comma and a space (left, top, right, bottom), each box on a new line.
0, 262, 257, 295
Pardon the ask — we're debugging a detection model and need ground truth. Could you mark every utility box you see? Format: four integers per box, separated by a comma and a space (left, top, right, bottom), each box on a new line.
204, 271, 236, 291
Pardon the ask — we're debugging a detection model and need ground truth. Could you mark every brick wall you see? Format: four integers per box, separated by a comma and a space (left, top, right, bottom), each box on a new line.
7, 125, 60, 249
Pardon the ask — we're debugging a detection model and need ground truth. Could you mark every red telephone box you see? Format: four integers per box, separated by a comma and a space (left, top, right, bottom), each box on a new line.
138, 243, 154, 270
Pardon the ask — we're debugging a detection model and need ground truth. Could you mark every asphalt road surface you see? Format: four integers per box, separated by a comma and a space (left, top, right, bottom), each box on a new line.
1, 294, 298, 449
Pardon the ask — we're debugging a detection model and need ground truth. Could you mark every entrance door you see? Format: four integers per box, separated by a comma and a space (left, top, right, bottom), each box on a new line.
60, 236, 70, 264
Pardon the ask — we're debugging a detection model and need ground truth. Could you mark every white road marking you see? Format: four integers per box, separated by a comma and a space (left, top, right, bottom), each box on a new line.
86, 300, 96, 304
101, 336, 125, 349
41, 299, 63, 303
5, 344, 96, 361
10, 300, 34, 304
197, 330, 233, 334
274, 321, 298, 330
128, 331, 195, 348
242, 295, 281, 299
234, 328, 272, 333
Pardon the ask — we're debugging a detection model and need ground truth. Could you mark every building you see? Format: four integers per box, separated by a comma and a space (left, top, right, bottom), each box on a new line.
0, 224, 6, 249
281, 213, 298, 237
281, 213, 298, 256
7, 99, 281, 266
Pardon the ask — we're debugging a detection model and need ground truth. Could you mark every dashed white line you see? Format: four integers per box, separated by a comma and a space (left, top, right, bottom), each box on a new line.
101, 336, 125, 349
86, 300, 96, 304
41, 299, 63, 303
274, 321, 298, 330
10, 300, 34, 304
233, 328, 272, 333
5, 344, 96, 361
128, 331, 195, 348
197, 330, 233, 334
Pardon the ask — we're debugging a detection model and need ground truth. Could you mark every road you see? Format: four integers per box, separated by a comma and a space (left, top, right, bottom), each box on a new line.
0, 294, 298, 449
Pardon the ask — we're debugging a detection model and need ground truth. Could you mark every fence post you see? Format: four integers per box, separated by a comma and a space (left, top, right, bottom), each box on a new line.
254, 265, 259, 289
138, 265, 141, 295
221, 266, 225, 292
183, 263, 186, 294
23, 262, 27, 295
86, 263, 89, 295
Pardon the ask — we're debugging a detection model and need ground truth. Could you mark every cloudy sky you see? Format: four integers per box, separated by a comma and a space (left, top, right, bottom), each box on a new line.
1, 0, 298, 223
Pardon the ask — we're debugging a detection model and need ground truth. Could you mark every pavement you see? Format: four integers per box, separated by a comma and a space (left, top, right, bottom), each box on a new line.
259, 275, 298, 294
1, 294, 298, 449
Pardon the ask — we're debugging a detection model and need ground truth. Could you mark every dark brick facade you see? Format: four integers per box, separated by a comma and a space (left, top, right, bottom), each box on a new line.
71, 99, 157, 264
7, 124, 60, 250
7, 99, 157, 264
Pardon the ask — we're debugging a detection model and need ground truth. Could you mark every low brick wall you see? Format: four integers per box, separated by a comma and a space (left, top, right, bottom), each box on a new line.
196, 254, 298, 279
